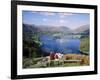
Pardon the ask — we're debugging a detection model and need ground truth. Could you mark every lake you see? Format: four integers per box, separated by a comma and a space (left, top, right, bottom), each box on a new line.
39, 35, 81, 54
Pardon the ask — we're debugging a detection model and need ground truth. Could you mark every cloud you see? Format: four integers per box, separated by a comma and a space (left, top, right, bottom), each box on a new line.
30, 11, 55, 16
59, 20, 65, 23
31, 11, 74, 18
42, 12, 74, 17
39, 12, 55, 16
59, 12, 74, 16
58, 19, 69, 26
43, 18, 47, 21
59, 15, 65, 18
59, 12, 74, 18
31, 11, 41, 14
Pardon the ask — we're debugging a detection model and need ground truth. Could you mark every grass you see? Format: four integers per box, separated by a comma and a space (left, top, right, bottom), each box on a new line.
80, 37, 89, 54
64, 54, 89, 65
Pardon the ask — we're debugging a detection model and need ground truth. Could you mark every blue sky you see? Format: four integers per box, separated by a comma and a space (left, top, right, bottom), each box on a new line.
22, 11, 90, 29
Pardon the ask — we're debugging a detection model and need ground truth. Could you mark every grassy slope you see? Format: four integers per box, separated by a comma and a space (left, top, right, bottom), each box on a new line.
80, 37, 89, 54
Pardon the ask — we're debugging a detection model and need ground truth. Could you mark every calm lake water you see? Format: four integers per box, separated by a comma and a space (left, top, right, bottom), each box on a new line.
39, 35, 80, 54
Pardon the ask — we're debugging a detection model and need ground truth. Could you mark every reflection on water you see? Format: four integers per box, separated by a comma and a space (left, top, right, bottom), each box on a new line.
39, 35, 80, 54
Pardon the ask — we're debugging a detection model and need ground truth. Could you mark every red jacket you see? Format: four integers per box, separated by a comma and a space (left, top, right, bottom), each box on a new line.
50, 53, 55, 60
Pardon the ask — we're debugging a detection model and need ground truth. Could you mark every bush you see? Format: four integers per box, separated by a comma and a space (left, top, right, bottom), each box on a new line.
23, 58, 33, 68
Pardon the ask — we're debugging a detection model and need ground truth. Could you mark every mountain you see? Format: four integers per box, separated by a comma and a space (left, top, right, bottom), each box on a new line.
73, 24, 89, 34
34, 25, 70, 33
23, 24, 90, 36
23, 24, 36, 33
23, 24, 70, 34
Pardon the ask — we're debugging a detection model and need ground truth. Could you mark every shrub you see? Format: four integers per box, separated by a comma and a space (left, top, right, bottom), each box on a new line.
23, 58, 33, 68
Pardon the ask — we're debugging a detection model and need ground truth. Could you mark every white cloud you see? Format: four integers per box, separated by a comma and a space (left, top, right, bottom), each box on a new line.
59, 20, 65, 23
59, 12, 74, 18
43, 18, 47, 21
40, 12, 55, 16
59, 15, 65, 18
60, 12, 74, 16
31, 11, 74, 18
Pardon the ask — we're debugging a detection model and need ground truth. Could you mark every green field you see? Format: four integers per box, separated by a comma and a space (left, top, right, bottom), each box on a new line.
80, 37, 89, 55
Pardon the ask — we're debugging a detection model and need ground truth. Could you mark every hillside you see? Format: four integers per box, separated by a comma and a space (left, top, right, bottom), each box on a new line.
73, 24, 89, 34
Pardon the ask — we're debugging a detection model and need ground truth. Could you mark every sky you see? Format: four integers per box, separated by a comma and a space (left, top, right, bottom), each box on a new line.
22, 11, 90, 29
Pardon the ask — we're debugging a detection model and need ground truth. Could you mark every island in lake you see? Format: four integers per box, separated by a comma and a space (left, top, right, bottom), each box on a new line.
22, 11, 90, 68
